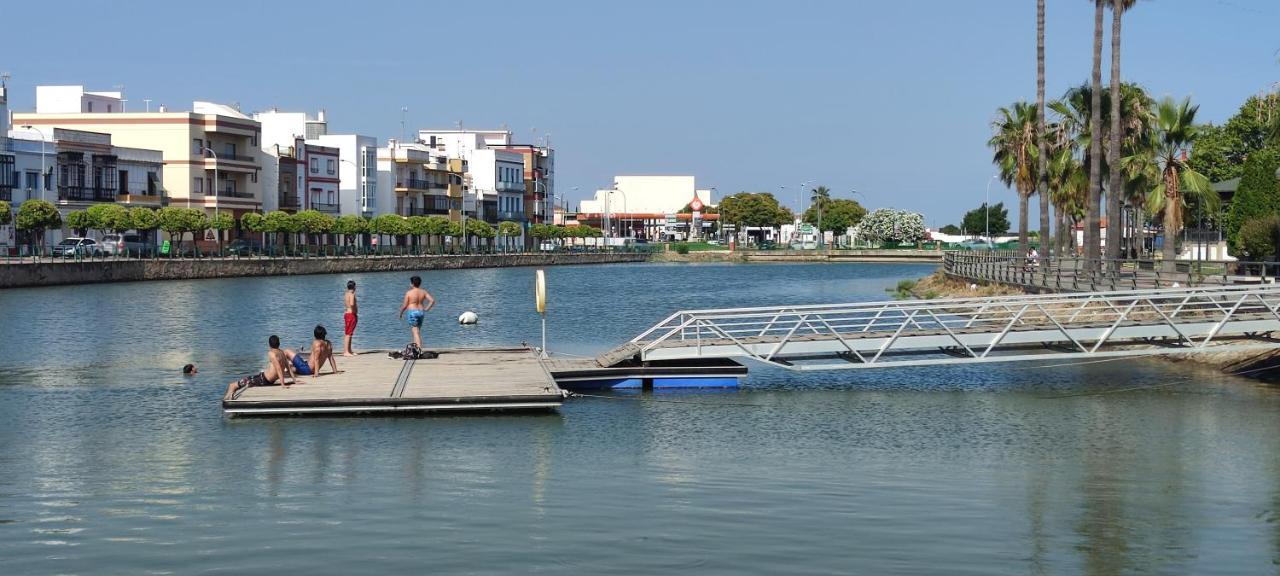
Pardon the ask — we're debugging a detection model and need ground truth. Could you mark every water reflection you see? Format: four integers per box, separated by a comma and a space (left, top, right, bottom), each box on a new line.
2, 263, 1280, 573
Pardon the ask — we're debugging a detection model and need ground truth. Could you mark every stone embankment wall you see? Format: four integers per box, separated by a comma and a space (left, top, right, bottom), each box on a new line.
0, 253, 647, 289
652, 249, 943, 263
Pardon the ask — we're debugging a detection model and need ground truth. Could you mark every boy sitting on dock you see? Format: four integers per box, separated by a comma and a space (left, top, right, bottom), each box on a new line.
284, 325, 341, 381
224, 335, 294, 400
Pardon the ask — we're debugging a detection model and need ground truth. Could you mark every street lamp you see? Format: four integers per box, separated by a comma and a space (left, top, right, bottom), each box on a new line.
984, 174, 999, 241
18, 125, 46, 202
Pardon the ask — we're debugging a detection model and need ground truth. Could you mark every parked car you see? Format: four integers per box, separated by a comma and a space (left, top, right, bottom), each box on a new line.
100, 233, 149, 256
52, 237, 102, 258
226, 238, 262, 257
958, 239, 995, 251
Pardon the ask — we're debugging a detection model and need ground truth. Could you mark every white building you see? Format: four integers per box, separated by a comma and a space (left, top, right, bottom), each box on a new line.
579, 175, 717, 240
254, 110, 344, 215
35, 85, 127, 114
376, 139, 466, 220
313, 133, 378, 217
414, 129, 527, 224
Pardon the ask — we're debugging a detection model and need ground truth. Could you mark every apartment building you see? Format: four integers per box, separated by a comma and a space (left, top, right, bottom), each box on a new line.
414, 129, 536, 225
14, 87, 263, 235
492, 143, 555, 225
312, 133, 377, 217
376, 139, 466, 220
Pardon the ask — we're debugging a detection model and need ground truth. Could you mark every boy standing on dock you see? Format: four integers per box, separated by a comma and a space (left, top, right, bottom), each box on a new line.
399, 275, 436, 348
343, 280, 358, 356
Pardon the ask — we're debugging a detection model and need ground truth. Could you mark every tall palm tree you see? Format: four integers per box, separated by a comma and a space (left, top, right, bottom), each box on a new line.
1037, 0, 1050, 253
1086, 0, 1105, 265
989, 102, 1040, 248
809, 185, 831, 230
1139, 97, 1216, 268
1105, 0, 1139, 263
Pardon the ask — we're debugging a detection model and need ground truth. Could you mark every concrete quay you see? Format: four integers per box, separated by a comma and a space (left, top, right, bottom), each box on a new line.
0, 252, 647, 289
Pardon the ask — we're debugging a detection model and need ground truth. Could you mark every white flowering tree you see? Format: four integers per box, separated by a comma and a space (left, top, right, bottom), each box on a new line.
853, 209, 927, 245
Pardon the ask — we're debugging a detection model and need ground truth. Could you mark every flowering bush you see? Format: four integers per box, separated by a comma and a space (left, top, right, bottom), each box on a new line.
853, 208, 927, 244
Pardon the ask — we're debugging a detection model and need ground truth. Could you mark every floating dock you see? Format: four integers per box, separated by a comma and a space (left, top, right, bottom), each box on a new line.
223, 347, 566, 416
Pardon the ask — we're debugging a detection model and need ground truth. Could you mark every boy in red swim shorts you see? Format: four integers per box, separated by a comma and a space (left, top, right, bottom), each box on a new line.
343, 280, 358, 356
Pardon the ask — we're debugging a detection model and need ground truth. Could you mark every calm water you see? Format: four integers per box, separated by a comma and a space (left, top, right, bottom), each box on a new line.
2, 262, 1280, 575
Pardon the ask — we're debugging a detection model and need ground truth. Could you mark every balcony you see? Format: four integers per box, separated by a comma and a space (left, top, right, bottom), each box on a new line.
279, 194, 300, 209
310, 201, 340, 213
118, 188, 165, 205
496, 210, 525, 222
497, 181, 525, 193
210, 187, 254, 199
59, 185, 117, 202
204, 151, 257, 163
397, 178, 431, 192
0, 186, 11, 201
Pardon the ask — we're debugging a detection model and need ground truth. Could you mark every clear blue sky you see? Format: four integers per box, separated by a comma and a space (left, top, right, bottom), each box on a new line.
4, 0, 1277, 227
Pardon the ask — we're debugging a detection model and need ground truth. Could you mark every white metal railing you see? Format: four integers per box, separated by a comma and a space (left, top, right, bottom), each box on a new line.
626, 285, 1280, 370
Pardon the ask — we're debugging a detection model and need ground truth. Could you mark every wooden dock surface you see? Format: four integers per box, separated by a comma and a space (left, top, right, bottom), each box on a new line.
223, 347, 564, 416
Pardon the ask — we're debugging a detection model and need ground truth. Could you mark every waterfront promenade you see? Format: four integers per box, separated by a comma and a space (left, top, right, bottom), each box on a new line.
0, 252, 646, 288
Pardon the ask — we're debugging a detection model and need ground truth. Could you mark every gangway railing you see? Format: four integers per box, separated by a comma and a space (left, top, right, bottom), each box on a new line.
621, 285, 1280, 370
943, 251, 1280, 291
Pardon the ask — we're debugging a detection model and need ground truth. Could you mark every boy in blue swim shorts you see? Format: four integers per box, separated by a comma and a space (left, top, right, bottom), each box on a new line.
398, 275, 436, 348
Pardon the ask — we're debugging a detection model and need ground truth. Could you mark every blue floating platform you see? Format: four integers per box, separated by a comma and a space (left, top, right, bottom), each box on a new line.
544, 357, 747, 391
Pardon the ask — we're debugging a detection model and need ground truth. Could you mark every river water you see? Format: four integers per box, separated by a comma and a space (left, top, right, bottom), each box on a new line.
2, 262, 1279, 574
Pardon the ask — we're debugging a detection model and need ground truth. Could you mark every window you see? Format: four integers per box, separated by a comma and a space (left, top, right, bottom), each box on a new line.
327, 159, 335, 175
194, 177, 204, 194
310, 157, 318, 173
107, 104, 112, 113
26, 171, 39, 190
87, 101, 94, 112
193, 139, 204, 155
224, 143, 236, 157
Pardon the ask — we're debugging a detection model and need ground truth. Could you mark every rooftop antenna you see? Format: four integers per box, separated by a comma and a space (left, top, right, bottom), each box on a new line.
144, 99, 152, 112
400, 106, 408, 141
1, 72, 10, 87
114, 84, 125, 112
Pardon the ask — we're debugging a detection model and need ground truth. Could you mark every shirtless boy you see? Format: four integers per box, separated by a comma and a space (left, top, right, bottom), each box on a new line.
224, 335, 294, 400
343, 280, 358, 356
284, 325, 341, 381
398, 275, 436, 348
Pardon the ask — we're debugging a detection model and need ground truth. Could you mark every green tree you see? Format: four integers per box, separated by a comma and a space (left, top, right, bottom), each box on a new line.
718, 192, 791, 229
1188, 94, 1280, 183
804, 198, 866, 233
332, 214, 368, 250
1036, 0, 1049, 249
261, 210, 297, 250
87, 203, 131, 236
209, 212, 234, 253
466, 219, 495, 251
65, 210, 92, 237
498, 221, 522, 252
1140, 97, 1216, 267
1105, 0, 1139, 261
405, 216, 431, 250
1226, 146, 1280, 248
292, 210, 334, 250
156, 207, 206, 252
1086, 0, 1105, 263
16, 200, 61, 254
129, 207, 159, 244
960, 202, 1011, 237
939, 224, 962, 235
0, 200, 10, 226
424, 216, 450, 251
1236, 214, 1280, 261
989, 101, 1039, 250
240, 212, 265, 247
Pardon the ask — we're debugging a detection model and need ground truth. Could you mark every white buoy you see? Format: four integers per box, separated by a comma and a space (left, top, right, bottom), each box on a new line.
459, 311, 479, 325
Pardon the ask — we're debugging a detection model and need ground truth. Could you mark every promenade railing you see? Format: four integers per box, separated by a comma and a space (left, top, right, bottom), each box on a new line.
1, 242, 661, 264
943, 250, 1280, 291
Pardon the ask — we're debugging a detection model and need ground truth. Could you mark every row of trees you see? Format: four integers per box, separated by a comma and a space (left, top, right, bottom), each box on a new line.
0, 200, 599, 254
1001, 0, 1280, 265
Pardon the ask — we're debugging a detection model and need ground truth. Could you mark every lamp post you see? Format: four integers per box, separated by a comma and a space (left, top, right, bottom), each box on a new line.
19, 125, 46, 202
984, 174, 999, 242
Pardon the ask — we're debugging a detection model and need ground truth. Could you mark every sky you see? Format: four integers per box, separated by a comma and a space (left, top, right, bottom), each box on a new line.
3, 0, 1278, 227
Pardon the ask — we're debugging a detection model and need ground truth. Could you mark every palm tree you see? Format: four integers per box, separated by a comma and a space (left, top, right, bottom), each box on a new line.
1105, 0, 1139, 263
1141, 97, 1216, 268
989, 102, 1040, 248
809, 185, 831, 231
1037, 0, 1050, 253
1086, 0, 1105, 265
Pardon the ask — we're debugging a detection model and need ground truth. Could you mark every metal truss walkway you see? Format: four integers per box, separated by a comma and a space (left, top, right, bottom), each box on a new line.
598, 285, 1280, 371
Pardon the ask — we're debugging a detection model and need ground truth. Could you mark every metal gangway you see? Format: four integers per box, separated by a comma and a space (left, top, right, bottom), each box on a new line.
599, 285, 1280, 370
